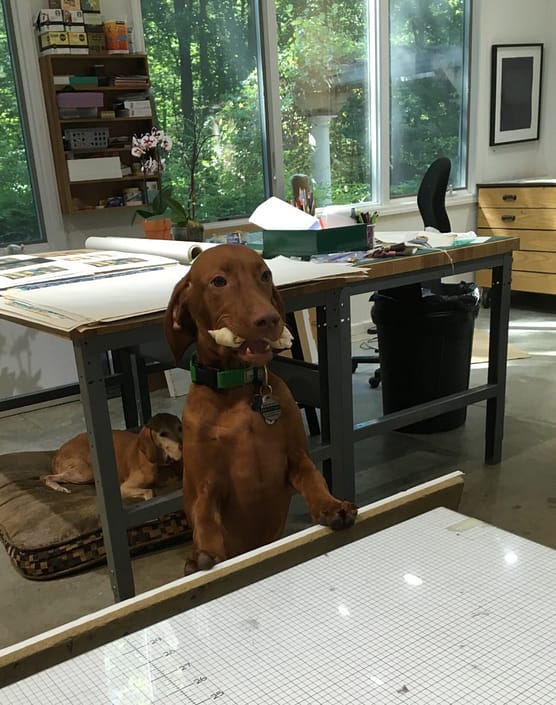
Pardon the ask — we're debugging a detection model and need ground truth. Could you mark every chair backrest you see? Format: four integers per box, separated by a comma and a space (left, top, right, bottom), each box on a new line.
417, 157, 452, 233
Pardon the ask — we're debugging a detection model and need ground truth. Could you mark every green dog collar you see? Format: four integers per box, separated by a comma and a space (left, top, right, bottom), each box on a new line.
189, 353, 266, 389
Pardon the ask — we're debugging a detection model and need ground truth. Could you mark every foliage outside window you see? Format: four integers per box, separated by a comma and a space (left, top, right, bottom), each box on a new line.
142, 0, 469, 222
390, 0, 468, 197
0, 1, 43, 246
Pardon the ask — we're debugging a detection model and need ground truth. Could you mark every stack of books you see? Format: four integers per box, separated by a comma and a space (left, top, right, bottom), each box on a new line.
112, 74, 148, 88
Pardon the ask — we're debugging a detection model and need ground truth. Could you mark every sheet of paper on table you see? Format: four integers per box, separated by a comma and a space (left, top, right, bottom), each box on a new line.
0, 250, 179, 290
0, 250, 366, 332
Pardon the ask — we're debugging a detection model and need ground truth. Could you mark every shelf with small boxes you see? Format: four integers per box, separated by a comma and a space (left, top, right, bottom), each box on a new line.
39, 53, 157, 213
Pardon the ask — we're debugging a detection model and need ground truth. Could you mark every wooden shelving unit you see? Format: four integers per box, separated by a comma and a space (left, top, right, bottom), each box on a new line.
39, 53, 157, 214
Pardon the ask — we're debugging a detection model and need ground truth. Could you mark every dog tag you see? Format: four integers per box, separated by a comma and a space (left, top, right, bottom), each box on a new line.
259, 394, 281, 425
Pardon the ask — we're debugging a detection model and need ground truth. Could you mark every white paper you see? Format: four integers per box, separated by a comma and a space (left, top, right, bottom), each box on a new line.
0, 265, 190, 331
376, 230, 489, 248
267, 256, 367, 286
249, 196, 320, 231
85, 236, 219, 263
0, 250, 178, 290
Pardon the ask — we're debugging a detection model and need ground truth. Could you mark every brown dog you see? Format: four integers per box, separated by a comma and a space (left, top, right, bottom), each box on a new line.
40, 413, 183, 501
164, 244, 357, 573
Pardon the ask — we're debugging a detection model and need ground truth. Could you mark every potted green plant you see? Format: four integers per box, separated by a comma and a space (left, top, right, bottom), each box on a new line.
131, 185, 174, 239
164, 192, 204, 241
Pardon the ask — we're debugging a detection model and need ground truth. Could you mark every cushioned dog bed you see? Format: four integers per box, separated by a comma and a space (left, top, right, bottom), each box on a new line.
0, 451, 190, 580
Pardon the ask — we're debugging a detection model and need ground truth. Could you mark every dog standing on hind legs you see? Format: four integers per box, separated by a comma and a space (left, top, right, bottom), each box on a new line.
164, 244, 357, 574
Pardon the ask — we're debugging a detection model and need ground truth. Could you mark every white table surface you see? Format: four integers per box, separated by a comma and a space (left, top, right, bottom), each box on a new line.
2, 506, 555, 704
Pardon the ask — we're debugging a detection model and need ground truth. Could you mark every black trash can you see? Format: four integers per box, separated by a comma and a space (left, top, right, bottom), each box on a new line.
371, 281, 480, 433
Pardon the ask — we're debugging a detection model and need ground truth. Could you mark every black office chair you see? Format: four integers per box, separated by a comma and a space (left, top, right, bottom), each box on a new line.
417, 156, 452, 233
352, 157, 452, 386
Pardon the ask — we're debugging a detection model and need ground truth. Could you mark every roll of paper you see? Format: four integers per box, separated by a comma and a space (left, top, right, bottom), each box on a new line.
85, 236, 219, 264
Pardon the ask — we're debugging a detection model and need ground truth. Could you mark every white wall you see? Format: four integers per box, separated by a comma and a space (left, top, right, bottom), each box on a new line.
471, 0, 556, 184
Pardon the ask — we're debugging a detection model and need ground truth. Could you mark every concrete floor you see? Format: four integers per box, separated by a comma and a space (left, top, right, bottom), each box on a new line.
0, 292, 554, 650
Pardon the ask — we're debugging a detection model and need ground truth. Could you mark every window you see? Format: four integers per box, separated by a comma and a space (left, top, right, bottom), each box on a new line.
140, 0, 469, 221
0, 0, 44, 246
141, 1, 266, 223
389, 0, 469, 197
276, 0, 372, 207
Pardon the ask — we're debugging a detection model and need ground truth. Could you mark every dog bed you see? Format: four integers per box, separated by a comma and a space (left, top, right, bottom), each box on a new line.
0, 451, 190, 580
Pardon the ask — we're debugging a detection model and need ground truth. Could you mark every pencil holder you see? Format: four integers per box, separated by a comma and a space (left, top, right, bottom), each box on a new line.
366, 224, 375, 249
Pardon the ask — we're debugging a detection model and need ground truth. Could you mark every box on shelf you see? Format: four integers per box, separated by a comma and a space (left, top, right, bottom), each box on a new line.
38, 30, 69, 54
67, 156, 121, 182
80, 0, 102, 11
87, 31, 106, 52
123, 99, 151, 109
69, 75, 98, 86
57, 91, 103, 108
59, 107, 98, 119
68, 31, 88, 53
64, 127, 109, 150
61, 0, 80, 11
104, 19, 129, 54
261, 224, 368, 258
83, 12, 103, 29
63, 9, 83, 26
35, 9, 64, 29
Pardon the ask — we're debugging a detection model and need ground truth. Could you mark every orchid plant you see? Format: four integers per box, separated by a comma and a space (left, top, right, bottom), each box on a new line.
131, 127, 172, 176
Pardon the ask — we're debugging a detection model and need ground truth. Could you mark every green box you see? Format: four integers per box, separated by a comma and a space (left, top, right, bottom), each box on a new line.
261, 224, 367, 258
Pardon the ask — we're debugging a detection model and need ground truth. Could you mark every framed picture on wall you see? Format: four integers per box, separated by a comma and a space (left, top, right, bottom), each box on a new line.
489, 43, 543, 146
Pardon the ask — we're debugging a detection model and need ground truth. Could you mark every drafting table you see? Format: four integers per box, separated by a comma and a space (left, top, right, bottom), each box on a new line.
1, 482, 554, 702
0, 237, 518, 602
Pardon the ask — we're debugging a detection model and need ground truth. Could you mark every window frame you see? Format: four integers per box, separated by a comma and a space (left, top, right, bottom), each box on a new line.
5, 0, 65, 251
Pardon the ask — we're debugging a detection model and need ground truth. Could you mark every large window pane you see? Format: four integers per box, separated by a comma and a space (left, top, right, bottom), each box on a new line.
389, 0, 468, 197
276, 0, 371, 207
141, 0, 266, 222
0, 1, 43, 246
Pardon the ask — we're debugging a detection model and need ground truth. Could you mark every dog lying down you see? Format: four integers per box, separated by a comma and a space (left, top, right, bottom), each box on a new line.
165, 244, 358, 574
40, 413, 182, 501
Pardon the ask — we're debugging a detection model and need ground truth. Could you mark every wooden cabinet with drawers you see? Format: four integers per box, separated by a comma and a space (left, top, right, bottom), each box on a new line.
476, 181, 556, 295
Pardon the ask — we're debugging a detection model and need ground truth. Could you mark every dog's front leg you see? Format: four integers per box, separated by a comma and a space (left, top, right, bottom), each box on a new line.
288, 452, 357, 530
186, 486, 227, 574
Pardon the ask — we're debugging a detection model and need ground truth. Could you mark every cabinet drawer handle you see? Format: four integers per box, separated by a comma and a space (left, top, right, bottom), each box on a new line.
501, 214, 516, 222
502, 193, 517, 202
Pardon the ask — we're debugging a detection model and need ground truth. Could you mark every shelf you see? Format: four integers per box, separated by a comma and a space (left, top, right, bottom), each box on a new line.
68, 175, 155, 185
55, 85, 150, 92
60, 116, 152, 124
39, 53, 155, 214
65, 146, 131, 155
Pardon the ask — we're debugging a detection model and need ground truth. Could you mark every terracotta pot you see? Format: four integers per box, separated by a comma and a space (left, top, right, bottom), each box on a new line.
142, 218, 172, 240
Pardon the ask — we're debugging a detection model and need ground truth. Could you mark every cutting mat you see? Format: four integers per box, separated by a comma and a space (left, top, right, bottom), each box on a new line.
2, 506, 555, 704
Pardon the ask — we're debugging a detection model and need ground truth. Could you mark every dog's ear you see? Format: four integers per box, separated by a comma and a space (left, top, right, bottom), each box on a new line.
164, 273, 197, 363
137, 426, 158, 463
271, 284, 286, 321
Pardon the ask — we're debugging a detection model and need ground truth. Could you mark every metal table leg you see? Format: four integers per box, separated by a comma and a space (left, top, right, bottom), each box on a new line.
485, 252, 513, 464
318, 288, 356, 500
73, 339, 135, 601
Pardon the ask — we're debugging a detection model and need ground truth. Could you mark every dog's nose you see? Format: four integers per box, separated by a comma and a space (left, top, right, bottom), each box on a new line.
253, 311, 280, 329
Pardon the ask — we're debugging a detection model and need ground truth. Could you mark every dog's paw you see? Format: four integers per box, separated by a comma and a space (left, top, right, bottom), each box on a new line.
184, 551, 222, 575
317, 501, 358, 530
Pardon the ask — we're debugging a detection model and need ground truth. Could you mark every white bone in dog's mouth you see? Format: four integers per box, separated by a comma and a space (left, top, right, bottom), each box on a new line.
208, 326, 294, 351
